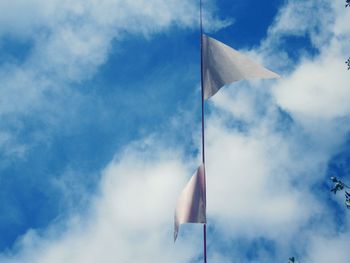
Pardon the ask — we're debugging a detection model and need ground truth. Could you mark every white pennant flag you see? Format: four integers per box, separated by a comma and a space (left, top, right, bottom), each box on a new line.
174, 164, 206, 241
202, 34, 280, 99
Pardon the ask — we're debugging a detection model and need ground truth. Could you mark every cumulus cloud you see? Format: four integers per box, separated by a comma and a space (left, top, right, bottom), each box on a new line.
268, 0, 350, 122
0, 0, 231, 159
266, 0, 334, 49
1, 78, 345, 263
0, 140, 202, 263
0, 102, 322, 263
305, 233, 350, 263
1, 0, 350, 262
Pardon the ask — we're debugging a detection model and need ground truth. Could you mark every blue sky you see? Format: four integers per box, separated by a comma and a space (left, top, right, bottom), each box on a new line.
0, 0, 350, 262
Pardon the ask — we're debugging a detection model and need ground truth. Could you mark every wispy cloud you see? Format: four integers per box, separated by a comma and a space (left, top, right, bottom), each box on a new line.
0, 0, 229, 159
0, 139, 201, 263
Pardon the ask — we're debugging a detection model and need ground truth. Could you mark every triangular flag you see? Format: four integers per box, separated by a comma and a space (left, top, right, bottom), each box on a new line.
174, 164, 206, 242
202, 34, 280, 99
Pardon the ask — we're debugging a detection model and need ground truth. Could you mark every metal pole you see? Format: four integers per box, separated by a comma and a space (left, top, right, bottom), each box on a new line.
199, 0, 207, 262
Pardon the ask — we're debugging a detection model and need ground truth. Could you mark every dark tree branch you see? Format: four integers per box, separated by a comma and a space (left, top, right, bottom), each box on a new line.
289, 257, 299, 263
346, 191, 350, 209
330, 177, 350, 209
346, 0, 350, 7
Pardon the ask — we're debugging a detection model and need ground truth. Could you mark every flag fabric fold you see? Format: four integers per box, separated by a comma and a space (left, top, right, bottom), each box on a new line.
174, 164, 206, 241
202, 34, 280, 99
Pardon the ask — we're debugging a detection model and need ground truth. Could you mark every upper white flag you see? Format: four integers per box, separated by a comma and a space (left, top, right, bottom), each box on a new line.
174, 164, 206, 241
202, 34, 280, 99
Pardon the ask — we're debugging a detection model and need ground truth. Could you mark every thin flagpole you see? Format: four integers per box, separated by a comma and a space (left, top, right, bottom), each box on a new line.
200, 0, 204, 163
199, 0, 207, 263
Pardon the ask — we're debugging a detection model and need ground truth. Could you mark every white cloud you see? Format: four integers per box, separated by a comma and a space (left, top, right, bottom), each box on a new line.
1, 0, 350, 262
0, 0, 231, 159
244, 0, 350, 143
0, 82, 343, 262
0, 0, 57, 39
0, 0, 229, 83
305, 233, 350, 263
0, 140, 204, 263
274, 52, 350, 120
266, 0, 335, 49
269, 0, 350, 121
0, 72, 341, 263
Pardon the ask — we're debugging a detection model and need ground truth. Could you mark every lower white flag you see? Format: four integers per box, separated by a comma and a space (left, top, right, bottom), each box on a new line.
174, 164, 206, 241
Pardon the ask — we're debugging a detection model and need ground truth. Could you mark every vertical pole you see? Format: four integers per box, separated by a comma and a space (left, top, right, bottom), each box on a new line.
200, 0, 204, 164
203, 223, 207, 263
199, 1, 207, 263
